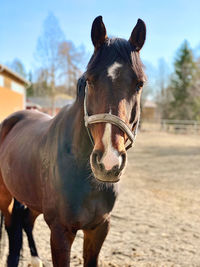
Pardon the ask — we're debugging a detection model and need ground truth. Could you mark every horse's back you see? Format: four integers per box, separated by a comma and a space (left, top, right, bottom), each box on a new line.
0, 110, 51, 145
0, 112, 25, 145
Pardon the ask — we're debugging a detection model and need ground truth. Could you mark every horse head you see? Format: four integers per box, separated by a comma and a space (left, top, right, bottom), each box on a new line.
82, 16, 146, 183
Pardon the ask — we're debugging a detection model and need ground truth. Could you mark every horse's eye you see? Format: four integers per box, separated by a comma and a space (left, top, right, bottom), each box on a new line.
136, 81, 144, 91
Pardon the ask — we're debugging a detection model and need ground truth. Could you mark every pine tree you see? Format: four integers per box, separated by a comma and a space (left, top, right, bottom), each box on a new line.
167, 41, 199, 120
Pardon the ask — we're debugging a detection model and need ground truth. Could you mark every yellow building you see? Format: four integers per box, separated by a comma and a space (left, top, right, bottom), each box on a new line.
0, 63, 29, 122
142, 100, 157, 122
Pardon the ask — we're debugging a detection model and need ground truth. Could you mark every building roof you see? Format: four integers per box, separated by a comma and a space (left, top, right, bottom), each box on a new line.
0, 63, 30, 85
143, 100, 157, 108
28, 96, 74, 109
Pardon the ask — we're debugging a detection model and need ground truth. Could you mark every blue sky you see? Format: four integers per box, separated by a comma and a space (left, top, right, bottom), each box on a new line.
0, 0, 200, 73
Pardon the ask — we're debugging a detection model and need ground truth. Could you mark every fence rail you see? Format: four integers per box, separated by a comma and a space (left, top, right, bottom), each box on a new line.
161, 119, 200, 134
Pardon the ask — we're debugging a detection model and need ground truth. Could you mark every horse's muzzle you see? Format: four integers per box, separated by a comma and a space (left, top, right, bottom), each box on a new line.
90, 150, 127, 183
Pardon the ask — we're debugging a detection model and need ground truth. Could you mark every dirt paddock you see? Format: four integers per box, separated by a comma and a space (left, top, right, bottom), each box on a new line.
1, 131, 200, 266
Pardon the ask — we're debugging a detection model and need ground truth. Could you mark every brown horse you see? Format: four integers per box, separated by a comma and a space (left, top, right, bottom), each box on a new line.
0, 198, 42, 266
0, 16, 146, 266
0, 114, 42, 266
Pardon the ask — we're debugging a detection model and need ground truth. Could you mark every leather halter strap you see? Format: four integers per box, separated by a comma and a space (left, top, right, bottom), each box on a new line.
83, 85, 139, 150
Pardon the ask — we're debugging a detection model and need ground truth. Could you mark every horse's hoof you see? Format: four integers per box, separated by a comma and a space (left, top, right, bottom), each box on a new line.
31, 256, 43, 267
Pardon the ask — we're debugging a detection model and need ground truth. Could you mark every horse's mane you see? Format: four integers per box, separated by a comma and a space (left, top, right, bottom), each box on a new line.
87, 38, 145, 81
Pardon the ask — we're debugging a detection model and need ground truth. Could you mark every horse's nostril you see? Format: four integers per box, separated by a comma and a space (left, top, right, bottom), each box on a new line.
112, 165, 119, 172
112, 165, 120, 176
92, 150, 103, 167
99, 163, 104, 171
119, 151, 127, 170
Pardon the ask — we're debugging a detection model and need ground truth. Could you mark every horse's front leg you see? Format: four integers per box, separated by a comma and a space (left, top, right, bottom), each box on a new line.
83, 218, 110, 267
49, 222, 76, 267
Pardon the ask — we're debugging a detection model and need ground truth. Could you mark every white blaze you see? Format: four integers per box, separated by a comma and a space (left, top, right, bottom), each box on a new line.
107, 62, 122, 81
101, 122, 122, 171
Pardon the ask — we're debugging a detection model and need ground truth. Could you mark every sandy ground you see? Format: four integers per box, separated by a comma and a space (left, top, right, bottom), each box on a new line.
1, 131, 200, 266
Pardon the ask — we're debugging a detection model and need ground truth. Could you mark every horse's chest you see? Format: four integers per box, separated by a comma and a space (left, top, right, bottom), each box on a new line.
60, 186, 117, 229
54, 160, 118, 229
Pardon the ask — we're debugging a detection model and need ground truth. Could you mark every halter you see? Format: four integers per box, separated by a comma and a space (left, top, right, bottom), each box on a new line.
84, 85, 140, 150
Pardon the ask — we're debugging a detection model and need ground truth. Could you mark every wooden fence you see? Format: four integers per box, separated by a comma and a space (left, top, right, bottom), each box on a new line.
161, 120, 200, 134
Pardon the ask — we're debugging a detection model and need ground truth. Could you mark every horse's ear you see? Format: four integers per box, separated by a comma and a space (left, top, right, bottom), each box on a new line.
91, 16, 107, 50
129, 19, 146, 51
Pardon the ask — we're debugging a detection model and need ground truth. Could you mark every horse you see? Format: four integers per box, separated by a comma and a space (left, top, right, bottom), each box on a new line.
0, 197, 42, 266
0, 15, 146, 266
0, 119, 42, 266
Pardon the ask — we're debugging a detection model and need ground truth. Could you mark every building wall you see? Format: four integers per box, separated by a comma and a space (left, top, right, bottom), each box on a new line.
142, 107, 156, 121
0, 72, 25, 122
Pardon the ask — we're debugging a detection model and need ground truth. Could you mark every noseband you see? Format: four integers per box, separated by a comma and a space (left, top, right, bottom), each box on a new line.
84, 85, 140, 150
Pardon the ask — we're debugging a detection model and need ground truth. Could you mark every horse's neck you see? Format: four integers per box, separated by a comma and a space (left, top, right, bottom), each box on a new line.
70, 100, 92, 158
51, 99, 92, 162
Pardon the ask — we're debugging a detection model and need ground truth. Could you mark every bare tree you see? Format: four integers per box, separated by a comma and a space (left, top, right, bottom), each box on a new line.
35, 12, 64, 115
33, 68, 50, 96
7, 58, 27, 78
58, 41, 87, 97
157, 58, 170, 93
34, 13, 87, 113
140, 61, 156, 106
156, 58, 171, 118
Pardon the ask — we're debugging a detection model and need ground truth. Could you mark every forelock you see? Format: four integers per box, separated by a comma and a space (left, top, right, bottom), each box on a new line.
87, 38, 145, 81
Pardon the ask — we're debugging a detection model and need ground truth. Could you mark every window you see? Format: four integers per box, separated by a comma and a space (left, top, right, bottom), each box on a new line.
11, 81, 25, 94
0, 75, 4, 87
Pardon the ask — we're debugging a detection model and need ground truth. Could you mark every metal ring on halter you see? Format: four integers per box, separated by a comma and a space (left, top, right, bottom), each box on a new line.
84, 85, 140, 150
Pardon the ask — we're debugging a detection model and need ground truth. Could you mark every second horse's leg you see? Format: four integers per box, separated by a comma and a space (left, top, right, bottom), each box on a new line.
22, 208, 42, 267
5, 199, 23, 267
